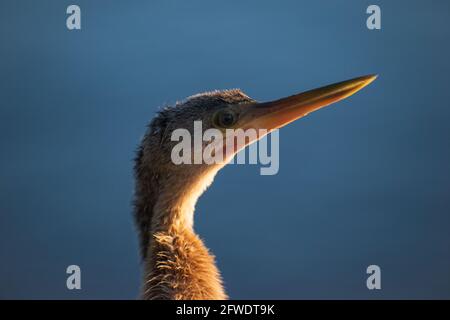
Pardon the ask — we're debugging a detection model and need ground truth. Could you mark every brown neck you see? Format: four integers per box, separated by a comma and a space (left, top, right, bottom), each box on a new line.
137, 170, 227, 300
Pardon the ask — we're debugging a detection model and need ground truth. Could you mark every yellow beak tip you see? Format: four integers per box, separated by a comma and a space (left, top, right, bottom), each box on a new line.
362, 74, 378, 85
348, 74, 378, 94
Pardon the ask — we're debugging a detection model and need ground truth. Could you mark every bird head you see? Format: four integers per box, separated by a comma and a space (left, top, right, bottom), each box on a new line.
137, 75, 377, 190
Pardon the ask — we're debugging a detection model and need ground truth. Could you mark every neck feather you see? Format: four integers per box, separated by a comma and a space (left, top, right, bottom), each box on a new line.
135, 168, 227, 300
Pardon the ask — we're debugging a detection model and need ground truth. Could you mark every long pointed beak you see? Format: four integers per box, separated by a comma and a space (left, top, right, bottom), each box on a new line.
240, 74, 377, 132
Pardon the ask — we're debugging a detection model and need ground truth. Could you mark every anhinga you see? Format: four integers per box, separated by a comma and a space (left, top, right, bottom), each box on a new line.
134, 75, 377, 299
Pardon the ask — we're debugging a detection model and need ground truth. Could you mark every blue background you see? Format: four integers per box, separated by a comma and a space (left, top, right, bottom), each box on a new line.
1, 0, 449, 299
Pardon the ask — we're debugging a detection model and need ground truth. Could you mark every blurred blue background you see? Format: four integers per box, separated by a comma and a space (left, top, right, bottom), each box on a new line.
1, 0, 449, 299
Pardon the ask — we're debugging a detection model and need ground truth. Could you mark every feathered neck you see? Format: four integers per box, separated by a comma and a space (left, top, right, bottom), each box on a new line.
134, 163, 227, 300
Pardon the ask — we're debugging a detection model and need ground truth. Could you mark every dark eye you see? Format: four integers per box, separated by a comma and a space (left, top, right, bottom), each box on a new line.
213, 110, 238, 128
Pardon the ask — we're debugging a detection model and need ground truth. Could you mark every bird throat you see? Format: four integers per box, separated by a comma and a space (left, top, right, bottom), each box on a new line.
140, 169, 227, 300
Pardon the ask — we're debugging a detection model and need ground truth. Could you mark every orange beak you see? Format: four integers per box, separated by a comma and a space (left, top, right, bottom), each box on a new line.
240, 74, 377, 132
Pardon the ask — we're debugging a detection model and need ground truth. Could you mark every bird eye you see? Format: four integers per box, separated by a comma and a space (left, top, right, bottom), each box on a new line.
213, 110, 238, 128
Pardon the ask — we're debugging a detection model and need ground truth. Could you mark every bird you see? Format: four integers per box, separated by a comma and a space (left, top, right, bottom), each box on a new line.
133, 74, 377, 300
